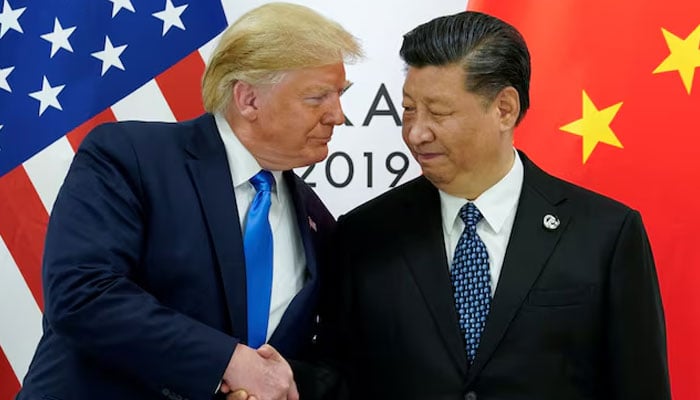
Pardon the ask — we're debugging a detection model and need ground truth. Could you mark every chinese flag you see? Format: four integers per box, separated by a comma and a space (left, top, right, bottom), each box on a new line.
468, 1, 700, 399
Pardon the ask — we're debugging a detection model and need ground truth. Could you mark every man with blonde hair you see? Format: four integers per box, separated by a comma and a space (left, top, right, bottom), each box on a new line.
17, 3, 361, 400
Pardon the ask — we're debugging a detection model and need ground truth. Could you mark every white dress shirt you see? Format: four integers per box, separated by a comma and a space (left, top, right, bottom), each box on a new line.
215, 114, 306, 342
440, 150, 524, 296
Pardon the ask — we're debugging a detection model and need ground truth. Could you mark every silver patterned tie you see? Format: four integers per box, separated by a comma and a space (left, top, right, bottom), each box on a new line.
450, 202, 491, 362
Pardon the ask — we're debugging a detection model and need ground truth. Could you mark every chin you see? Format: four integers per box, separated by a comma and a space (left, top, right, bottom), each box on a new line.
421, 168, 449, 187
311, 146, 330, 163
293, 148, 328, 169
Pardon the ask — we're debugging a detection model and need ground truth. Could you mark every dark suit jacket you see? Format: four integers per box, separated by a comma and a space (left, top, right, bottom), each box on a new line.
17, 114, 335, 400
329, 152, 670, 400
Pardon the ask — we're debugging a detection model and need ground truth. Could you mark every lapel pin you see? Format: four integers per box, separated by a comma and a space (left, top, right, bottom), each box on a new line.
543, 214, 560, 230
308, 216, 317, 232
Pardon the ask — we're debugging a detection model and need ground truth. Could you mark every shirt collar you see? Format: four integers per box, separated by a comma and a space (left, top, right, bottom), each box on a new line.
440, 149, 524, 234
215, 113, 283, 197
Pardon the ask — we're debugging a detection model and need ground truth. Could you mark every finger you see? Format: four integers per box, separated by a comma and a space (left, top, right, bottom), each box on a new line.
287, 379, 300, 400
227, 389, 249, 400
256, 344, 279, 359
219, 382, 231, 394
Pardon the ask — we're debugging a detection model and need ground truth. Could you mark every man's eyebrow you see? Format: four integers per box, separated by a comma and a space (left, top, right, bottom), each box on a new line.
341, 80, 353, 95
401, 90, 450, 106
301, 81, 353, 96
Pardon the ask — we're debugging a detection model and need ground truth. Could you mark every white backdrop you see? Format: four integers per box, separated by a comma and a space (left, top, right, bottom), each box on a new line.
207, 0, 469, 216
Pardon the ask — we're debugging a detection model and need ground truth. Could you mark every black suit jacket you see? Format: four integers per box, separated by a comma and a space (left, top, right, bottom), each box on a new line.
329, 152, 670, 400
18, 114, 335, 400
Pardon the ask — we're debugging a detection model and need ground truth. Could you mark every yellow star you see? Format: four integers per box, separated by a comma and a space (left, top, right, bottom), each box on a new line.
560, 90, 624, 164
653, 24, 700, 94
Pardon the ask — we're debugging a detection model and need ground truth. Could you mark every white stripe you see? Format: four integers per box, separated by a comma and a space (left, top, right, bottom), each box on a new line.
220, 0, 241, 25
110, 80, 176, 122
198, 35, 221, 67
0, 237, 43, 384
23, 136, 76, 214
198, 0, 235, 68
198, 1, 241, 67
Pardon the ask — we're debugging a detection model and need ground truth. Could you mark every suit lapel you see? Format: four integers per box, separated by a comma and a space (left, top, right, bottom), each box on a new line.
184, 114, 248, 341
467, 153, 570, 383
267, 171, 318, 356
399, 177, 469, 377
286, 171, 319, 283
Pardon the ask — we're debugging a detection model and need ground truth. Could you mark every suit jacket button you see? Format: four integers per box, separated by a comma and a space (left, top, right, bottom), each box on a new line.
465, 391, 477, 400
311, 334, 318, 344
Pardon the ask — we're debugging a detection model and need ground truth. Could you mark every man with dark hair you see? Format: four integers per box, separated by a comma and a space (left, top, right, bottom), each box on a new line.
328, 11, 670, 399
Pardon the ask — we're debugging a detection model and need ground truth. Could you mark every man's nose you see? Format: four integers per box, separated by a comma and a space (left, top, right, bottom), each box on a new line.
403, 117, 433, 145
323, 95, 345, 126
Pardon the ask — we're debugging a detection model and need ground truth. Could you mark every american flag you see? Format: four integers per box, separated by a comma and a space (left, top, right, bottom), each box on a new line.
0, 0, 227, 396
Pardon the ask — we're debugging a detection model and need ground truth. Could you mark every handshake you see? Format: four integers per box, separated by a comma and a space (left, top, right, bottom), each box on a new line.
220, 343, 298, 400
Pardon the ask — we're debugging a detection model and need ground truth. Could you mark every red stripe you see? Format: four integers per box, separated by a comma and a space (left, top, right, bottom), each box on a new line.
0, 167, 48, 310
155, 51, 206, 122
66, 108, 117, 152
0, 346, 20, 399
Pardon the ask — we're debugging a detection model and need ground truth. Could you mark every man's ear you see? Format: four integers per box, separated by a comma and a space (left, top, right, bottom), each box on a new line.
233, 81, 260, 121
495, 86, 520, 130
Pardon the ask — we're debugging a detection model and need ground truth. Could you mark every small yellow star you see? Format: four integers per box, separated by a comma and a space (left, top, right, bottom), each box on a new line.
560, 90, 624, 164
653, 24, 700, 94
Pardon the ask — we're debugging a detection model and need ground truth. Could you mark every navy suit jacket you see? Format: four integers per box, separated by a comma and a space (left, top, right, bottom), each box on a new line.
17, 114, 335, 400
329, 152, 670, 400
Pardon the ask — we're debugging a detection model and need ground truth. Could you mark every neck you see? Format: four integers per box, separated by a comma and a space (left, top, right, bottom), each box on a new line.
443, 149, 515, 200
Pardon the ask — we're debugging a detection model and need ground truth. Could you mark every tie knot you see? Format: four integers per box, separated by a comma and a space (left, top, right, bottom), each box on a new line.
459, 202, 483, 230
250, 170, 275, 193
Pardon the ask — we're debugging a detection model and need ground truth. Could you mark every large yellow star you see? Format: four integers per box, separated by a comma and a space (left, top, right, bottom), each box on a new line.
560, 90, 623, 164
653, 24, 700, 94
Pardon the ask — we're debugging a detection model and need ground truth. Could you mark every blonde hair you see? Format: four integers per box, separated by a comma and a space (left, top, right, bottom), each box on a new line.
202, 2, 363, 113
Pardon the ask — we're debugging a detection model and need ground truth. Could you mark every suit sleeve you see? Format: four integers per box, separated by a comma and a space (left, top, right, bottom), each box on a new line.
606, 209, 671, 399
42, 125, 235, 398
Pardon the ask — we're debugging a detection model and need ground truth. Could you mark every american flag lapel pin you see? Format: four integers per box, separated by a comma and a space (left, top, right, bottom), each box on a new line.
308, 216, 317, 232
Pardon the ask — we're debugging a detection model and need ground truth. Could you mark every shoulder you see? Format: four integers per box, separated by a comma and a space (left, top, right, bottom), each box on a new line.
521, 152, 635, 218
80, 114, 212, 157
340, 175, 435, 222
520, 155, 648, 255
64, 114, 215, 197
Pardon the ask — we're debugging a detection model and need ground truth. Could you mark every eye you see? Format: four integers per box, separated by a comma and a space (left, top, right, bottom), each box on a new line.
305, 93, 328, 104
430, 109, 452, 117
402, 104, 415, 112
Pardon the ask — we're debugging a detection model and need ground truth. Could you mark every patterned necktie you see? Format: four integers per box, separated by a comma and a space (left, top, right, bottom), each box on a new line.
450, 202, 491, 362
243, 170, 275, 348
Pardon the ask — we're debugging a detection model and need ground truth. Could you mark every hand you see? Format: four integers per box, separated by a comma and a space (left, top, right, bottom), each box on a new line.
220, 343, 299, 400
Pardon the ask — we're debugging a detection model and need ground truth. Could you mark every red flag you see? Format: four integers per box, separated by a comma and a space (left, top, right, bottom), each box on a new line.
468, 1, 700, 399
0, 348, 19, 400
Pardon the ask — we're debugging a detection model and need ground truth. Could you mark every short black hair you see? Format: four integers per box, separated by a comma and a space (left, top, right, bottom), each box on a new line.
400, 11, 530, 124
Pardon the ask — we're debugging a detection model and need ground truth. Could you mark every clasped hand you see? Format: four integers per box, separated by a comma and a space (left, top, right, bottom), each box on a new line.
219, 343, 298, 400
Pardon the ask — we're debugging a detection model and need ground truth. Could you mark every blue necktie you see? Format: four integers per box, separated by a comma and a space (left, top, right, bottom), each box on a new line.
243, 170, 275, 348
450, 202, 491, 362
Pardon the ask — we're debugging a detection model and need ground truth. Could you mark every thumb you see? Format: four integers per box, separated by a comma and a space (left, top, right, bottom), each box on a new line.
256, 344, 280, 360
227, 389, 249, 400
